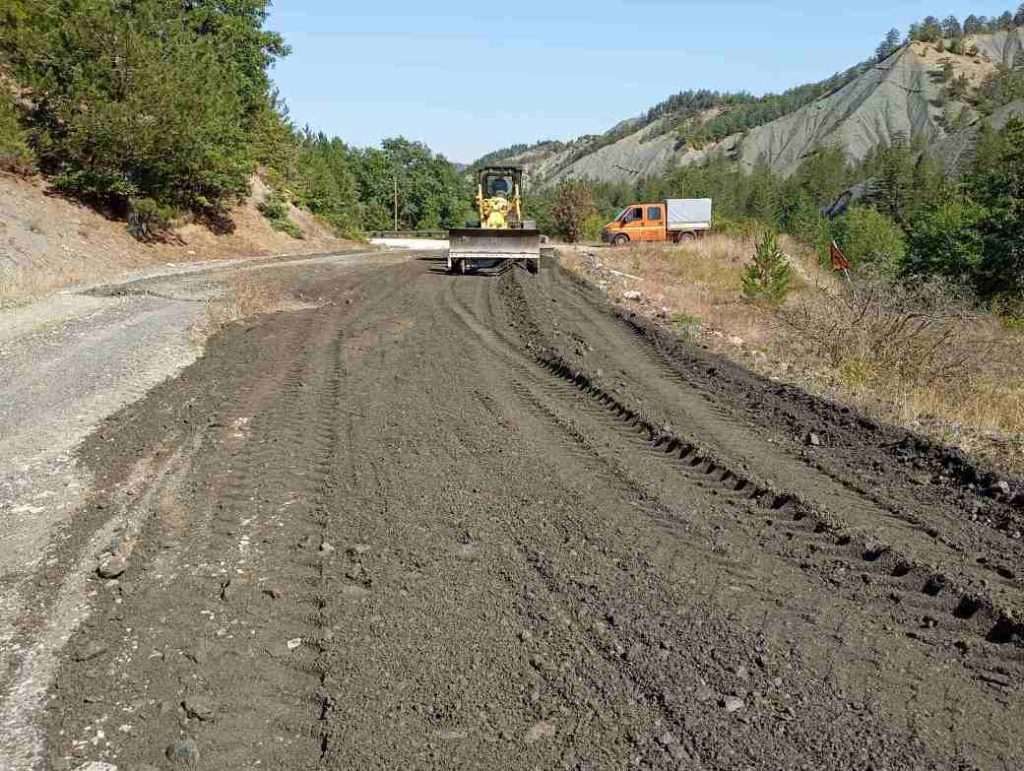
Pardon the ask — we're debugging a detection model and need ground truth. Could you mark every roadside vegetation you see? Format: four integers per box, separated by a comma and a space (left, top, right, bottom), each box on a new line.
537, 119, 1024, 309
0, 1, 471, 241
547, 8, 1024, 474
562, 233, 1024, 475
0, 90, 32, 174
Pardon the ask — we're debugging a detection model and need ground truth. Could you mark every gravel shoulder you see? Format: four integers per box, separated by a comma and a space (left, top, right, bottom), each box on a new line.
5, 255, 1018, 770
0, 249, 405, 768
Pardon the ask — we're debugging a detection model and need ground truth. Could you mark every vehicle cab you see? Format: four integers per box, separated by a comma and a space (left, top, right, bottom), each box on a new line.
602, 203, 668, 245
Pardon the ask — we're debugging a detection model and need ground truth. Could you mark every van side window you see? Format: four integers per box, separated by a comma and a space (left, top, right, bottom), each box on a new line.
631, 208, 643, 221
647, 206, 662, 221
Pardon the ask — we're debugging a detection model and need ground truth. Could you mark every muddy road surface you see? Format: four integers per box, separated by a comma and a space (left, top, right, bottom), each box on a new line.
4, 254, 1022, 770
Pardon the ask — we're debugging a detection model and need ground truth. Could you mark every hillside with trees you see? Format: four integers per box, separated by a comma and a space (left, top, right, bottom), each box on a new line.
0, 0, 470, 244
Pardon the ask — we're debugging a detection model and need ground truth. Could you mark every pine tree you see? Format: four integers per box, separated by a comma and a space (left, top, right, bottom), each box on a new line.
742, 231, 792, 304
941, 15, 963, 40
876, 28, 902, 61
920, 16, 943, 42
1016, 4, 1024, 27
965, 119, 1024, 298
964, 15, 984, 35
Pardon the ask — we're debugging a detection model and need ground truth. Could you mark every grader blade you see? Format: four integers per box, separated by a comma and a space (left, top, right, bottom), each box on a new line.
447, 228, 541, 273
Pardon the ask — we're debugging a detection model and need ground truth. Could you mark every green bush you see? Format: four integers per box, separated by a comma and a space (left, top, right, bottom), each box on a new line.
714, 218, 763, 238
552, 179, 596, 243
0, 92, 33, 173
126, 197, 176, 242
904, 199, 986, 282
743, 231, 792, 304
259, 192, 303, 239
834, 206, 907, 273
581, 213, 607, 243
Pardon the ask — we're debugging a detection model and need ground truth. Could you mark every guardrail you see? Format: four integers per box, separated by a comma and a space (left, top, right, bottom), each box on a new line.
369, 230, 448, 240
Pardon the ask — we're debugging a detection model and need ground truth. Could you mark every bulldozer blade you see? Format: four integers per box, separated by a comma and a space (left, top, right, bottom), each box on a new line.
448, 228, 541, 261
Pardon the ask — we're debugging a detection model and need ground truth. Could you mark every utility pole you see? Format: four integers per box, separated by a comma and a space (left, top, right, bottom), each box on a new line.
393, 175, 399, 232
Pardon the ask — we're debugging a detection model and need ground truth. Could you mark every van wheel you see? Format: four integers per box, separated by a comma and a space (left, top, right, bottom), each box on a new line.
526, 260, 539, 275
612, 234, 630, 246
675, 232, 696, 244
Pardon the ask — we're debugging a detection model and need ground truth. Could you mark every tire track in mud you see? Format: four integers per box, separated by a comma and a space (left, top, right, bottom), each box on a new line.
446, 270, 1024, 667
556, 268, 1024, 571
38, 257, 1024, 770
41, 266, 414, 769
441, 275, 956, 769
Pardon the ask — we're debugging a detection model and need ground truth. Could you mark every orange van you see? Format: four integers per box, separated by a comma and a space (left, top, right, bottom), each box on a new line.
602, 198, 713, 245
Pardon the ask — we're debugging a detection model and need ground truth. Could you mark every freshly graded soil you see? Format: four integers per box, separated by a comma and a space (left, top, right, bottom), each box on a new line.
34, 255, 1024, 770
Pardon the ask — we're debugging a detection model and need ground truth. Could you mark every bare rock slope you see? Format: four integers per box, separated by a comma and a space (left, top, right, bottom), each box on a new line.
503, 33, 1024, 186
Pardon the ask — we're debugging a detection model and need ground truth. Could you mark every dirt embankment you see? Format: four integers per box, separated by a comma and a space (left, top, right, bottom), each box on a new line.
0, 172, 358, 305
11, 255, 1020, 771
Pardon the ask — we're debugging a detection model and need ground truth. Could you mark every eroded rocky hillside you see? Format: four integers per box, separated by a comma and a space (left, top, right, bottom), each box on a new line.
495, 31, 1024, 185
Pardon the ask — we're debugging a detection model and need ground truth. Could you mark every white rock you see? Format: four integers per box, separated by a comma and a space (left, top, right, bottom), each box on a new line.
524, 720, 556, 744
723, 696, 745, 713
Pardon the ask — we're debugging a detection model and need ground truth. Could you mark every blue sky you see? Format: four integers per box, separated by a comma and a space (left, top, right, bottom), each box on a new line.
267, 1, 1014, 162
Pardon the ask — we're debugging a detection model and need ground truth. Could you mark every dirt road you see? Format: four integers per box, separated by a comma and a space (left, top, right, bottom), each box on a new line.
3, 254, 1023, 769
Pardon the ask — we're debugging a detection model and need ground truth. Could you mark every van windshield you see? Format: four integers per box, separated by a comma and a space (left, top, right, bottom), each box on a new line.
614, 207, 628, 222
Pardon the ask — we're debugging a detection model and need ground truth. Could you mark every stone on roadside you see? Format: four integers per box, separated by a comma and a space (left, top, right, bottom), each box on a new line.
990, 480, 1011, 498
73, 763, 118, 771
622, 290, 643, 301
722, 696, 745, 713
524, 720, 556, 744
182, 696, 215, 722
165, 737, 200, 767
97, 553, 126, 579
658, 731, 689, 761
73, 641, 109, 662
805, 432, 822, 447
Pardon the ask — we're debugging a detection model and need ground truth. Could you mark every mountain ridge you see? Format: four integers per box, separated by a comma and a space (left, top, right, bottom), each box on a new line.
485, 30, 1024, 187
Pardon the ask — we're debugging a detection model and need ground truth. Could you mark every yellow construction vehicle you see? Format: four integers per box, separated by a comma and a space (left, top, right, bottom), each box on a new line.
447, 166, 541, 274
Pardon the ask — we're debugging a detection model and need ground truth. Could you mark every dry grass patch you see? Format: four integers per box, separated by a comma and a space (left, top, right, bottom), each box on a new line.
778, 278, 1024, 472
189, 271, 289, 346
0, 263, 99, 304
561, 235, 830, 349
